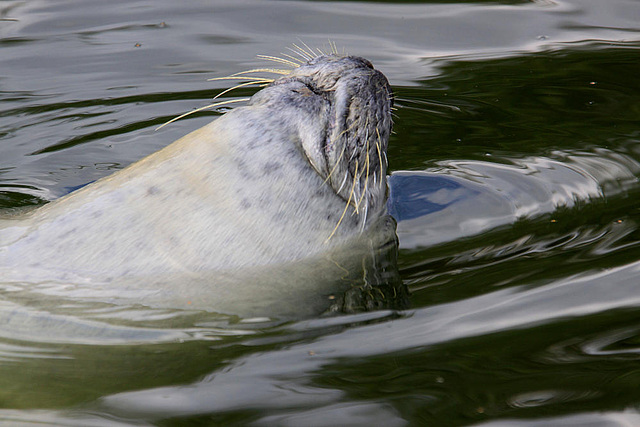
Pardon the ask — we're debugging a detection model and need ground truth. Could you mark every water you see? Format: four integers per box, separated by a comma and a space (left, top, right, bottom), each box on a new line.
1, 0, 640, 425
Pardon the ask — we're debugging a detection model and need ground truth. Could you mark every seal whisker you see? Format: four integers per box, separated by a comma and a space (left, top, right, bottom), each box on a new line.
256, 54, 300, 68
349, 148, 358, 162
210, 80, 272, 102
280, 53, 304, 66
155, 98, 249, 130
309, 42, 326, 57
355, 123, 371, 213
326, 159, 359, 242
315, 43, 332, 56
328, 40, 338, 55
294, 41, 317, 59
323, 148, 344, 185
301, 40, 325, 57
363, 134, 371, 201
287, 45, 313, 61
376, 127, 384, 185
336, 168, 349, 196
323, 120, 358, 186
359, 203, 369, 232
352, 165, 368, 215
351, 171, 361, 214
353, 164, 368, 215
228, 68, 292, 76
208, 76, 275, 82
159, 69, 275, 132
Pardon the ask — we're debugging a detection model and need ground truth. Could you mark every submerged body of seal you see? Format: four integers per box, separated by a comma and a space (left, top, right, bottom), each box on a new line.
0, 53, 395, 315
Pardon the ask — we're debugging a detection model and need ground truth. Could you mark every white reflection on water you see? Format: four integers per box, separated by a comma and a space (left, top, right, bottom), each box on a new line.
391, 148, 640, 248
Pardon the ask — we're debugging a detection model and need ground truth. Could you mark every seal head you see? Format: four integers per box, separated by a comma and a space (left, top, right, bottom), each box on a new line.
250, 55, 394, 229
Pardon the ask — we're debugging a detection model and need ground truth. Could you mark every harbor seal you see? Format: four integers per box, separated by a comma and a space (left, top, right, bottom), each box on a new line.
0, 52, 397, 316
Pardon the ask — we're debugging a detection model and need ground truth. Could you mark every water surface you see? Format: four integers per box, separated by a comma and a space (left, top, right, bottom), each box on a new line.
1, 0, 640, 425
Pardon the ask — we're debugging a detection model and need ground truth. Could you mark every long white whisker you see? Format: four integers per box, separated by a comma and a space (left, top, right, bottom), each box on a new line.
376, 128, 384, 184
210, 80, 271, 101
256, 54, 300, 68
329, 40, 338, 54
208, 76, 274, 82
228, 68, 292, 76
156, 98, 249, 130
287, 45, 313, 61
280, 53, 304, 65
359, 203, 368, 232
323, 121, 358, 185
295, 41, 317, 59
326, 160, 358, 242
355, 125, 370, 212
336, 170, 349, 195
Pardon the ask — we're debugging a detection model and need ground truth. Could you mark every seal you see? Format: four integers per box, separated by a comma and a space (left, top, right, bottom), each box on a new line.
0, 51, 395, 316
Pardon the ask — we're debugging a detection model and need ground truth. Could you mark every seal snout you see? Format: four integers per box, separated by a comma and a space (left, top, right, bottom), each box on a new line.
282, 54, 394, 227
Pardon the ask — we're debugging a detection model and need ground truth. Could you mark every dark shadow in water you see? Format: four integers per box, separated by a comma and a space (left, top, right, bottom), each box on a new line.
387, 173, 478, 221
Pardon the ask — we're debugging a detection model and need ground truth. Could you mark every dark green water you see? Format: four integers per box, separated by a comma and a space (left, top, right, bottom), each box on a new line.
1, 0, 640, 425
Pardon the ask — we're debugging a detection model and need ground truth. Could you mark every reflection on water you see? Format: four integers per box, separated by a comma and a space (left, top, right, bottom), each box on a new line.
391, 147, 640, 248
1, 0, 640, 425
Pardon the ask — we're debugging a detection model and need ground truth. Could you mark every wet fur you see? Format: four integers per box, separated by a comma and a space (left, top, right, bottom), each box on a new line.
0, 49, 394, 316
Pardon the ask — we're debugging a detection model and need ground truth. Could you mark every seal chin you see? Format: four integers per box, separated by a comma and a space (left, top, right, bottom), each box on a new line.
258, 54, 394, 226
